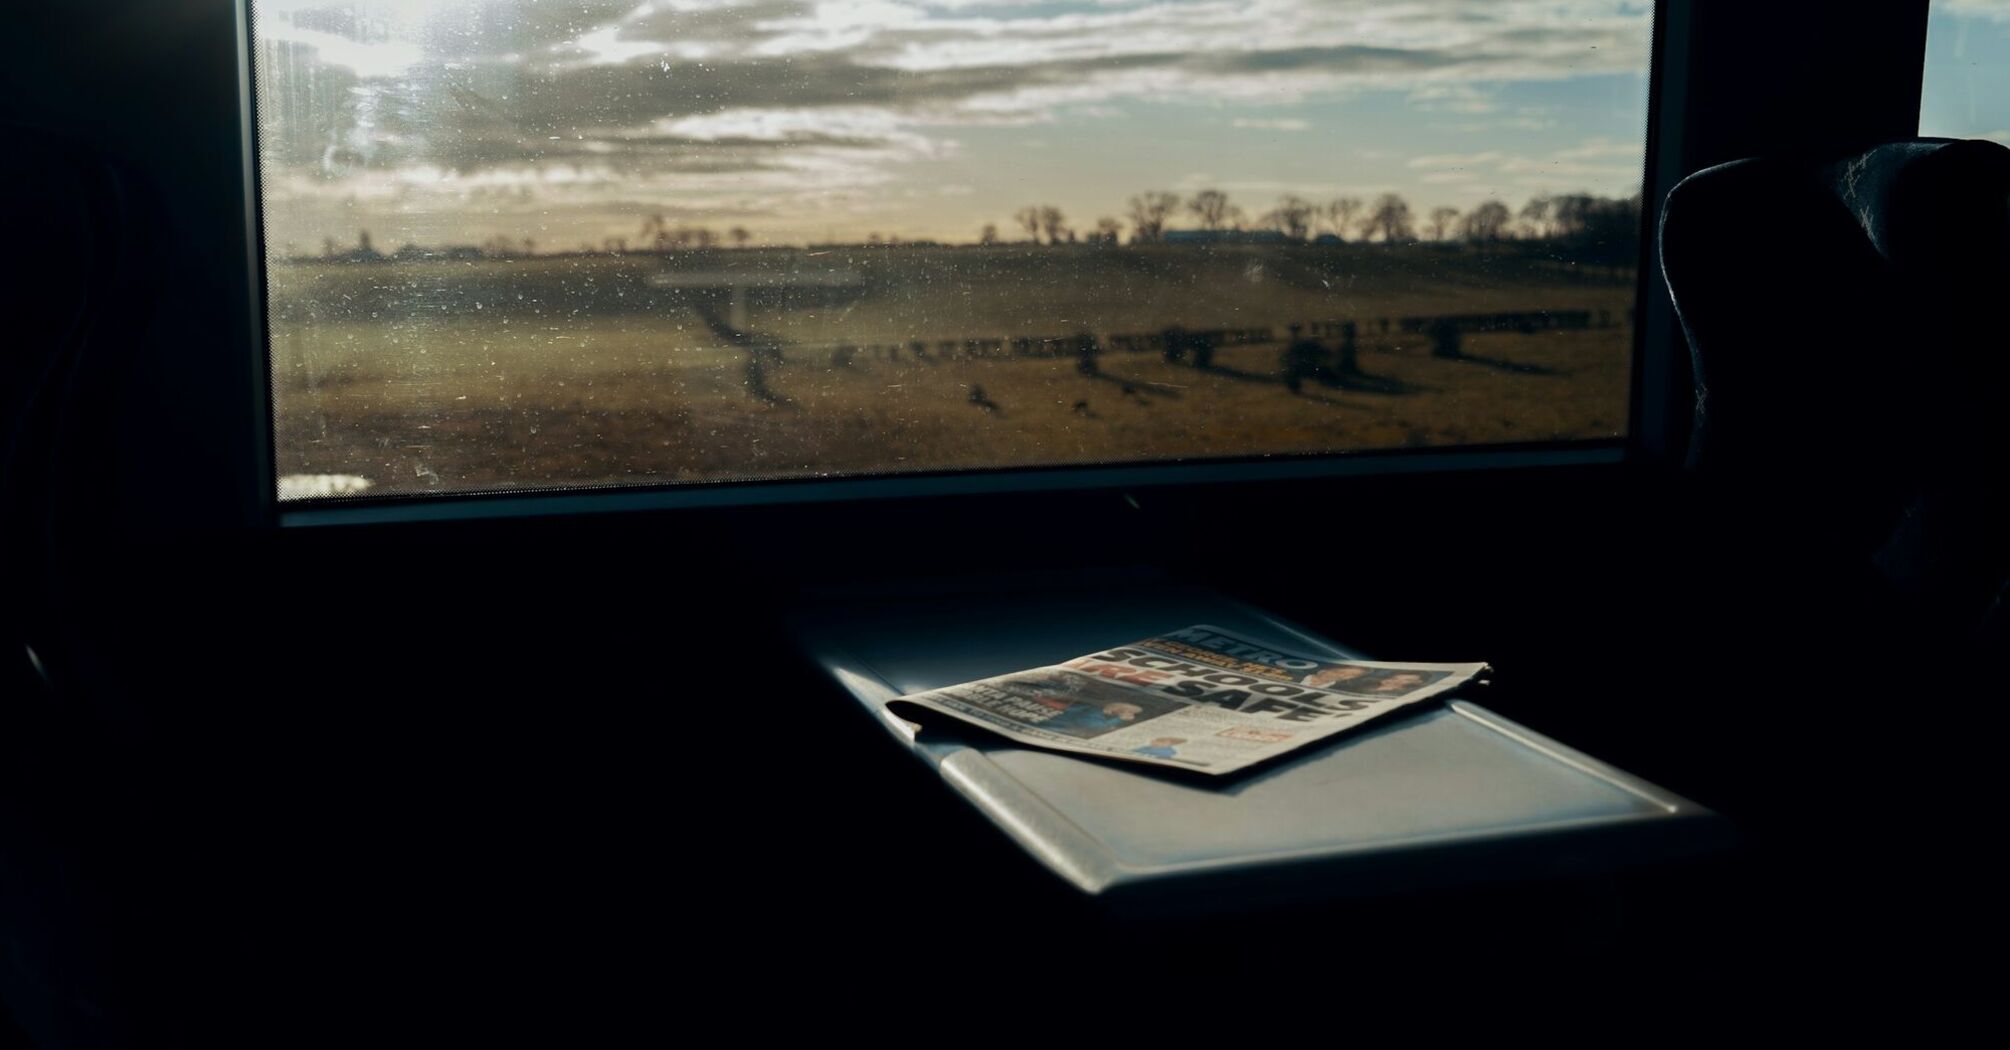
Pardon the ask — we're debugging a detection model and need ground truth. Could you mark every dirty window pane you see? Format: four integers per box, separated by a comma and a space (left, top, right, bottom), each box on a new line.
253, 1, 1651, 502
1921, 1, 2010, 142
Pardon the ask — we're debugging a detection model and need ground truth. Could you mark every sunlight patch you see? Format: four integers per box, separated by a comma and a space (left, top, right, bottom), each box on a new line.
278, 474, 375, 501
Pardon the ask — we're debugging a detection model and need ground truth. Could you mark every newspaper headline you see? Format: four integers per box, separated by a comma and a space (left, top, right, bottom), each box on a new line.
890, 625, 1487, 775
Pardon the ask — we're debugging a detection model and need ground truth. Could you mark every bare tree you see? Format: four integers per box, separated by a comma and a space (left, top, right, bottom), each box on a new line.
1518, 195, 1553, 239
1127, 191, 1179, 243
1325, 197, 1364, 241
1266, 195, 1316, 241
1562, 193, 1643, 268
729, 226, 751, 248
1094, 217, 1123, 245
1547, 194, 1596, 239
640, 213, 671, 250
1014, 206, 1041, 243
1428, 206, 1461, 242
1462, 199, 1512, 244
1365, 193, 1415, 243
1038, 205, 1067, 245
979, 223, 999, 246
1187, 189, 1234, 231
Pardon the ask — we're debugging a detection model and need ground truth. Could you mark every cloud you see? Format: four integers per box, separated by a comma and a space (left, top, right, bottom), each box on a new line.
1408, 82, 1496, 114
261, 2, 1648, 143
1170, 173, 1406, 200
1446, 112, 1558, 133
1404, 138, 1642, 195
1231, 117, 1312, 131
260, 40, 1477, 187
252, 1, 1654, 241
1939, 0, 2010, 22
1408, 150, 1507, 169
1551, 137, 1644, 160
1497, 137, 1643, 184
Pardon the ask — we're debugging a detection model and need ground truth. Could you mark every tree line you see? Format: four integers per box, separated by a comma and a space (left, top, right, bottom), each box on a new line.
305, 189, 1639, 263
988, 189, 1642, 256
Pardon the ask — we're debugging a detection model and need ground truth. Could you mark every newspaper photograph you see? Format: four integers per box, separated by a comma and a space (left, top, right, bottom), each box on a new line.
889, 625, 1488, 776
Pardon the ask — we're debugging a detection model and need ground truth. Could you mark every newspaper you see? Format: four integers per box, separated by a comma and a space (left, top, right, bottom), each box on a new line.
890, 625, 1487, 776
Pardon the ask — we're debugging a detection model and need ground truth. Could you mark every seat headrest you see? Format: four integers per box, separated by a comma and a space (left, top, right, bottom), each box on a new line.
1659, 137, 2010, 560
1826, 138, 2010, 279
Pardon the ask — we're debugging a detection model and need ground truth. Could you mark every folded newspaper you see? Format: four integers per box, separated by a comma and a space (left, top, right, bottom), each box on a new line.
889, 625, 1488, 776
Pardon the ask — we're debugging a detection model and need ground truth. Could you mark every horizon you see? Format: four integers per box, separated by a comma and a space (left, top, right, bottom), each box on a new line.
283, 185, 1645, 257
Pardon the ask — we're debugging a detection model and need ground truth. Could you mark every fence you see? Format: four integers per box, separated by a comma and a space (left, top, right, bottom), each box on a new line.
780, 307, 1620, 365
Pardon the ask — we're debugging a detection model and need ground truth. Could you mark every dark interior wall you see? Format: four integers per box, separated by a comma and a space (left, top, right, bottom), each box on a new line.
1, 1, 1990, 1044
1, 2, 271, 536
1669, 1, 1929, 173
11, 457, 1969, 1043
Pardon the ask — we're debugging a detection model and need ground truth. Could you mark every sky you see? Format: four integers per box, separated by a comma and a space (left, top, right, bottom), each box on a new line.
252, 0, 1661, 251
1922, 0, 2010, 143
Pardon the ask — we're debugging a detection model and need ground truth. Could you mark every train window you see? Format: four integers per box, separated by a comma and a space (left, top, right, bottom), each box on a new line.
1920, 1, 2010, 139
253, 1, 1654, 503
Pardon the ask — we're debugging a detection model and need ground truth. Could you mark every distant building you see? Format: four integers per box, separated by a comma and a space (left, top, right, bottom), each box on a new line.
1164, 229, 1293, 246
389, 243, 482, 262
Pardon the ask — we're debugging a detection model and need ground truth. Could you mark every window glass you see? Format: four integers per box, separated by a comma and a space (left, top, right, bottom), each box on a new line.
253, 1, 1653, 500
1921, 1, 2010, 141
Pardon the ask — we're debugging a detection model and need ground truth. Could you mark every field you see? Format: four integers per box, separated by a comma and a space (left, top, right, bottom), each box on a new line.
266, 243, 1636, 498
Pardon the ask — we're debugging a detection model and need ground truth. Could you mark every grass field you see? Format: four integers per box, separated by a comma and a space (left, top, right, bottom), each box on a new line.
267, 243, 1636, 498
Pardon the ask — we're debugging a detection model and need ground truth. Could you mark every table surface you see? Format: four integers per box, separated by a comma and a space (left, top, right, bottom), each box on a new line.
798, 583, 1720, 901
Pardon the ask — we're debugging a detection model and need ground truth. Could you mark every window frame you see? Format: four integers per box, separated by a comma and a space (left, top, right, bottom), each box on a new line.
22, 1, 1934, 533
249, 1, 1682, 526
